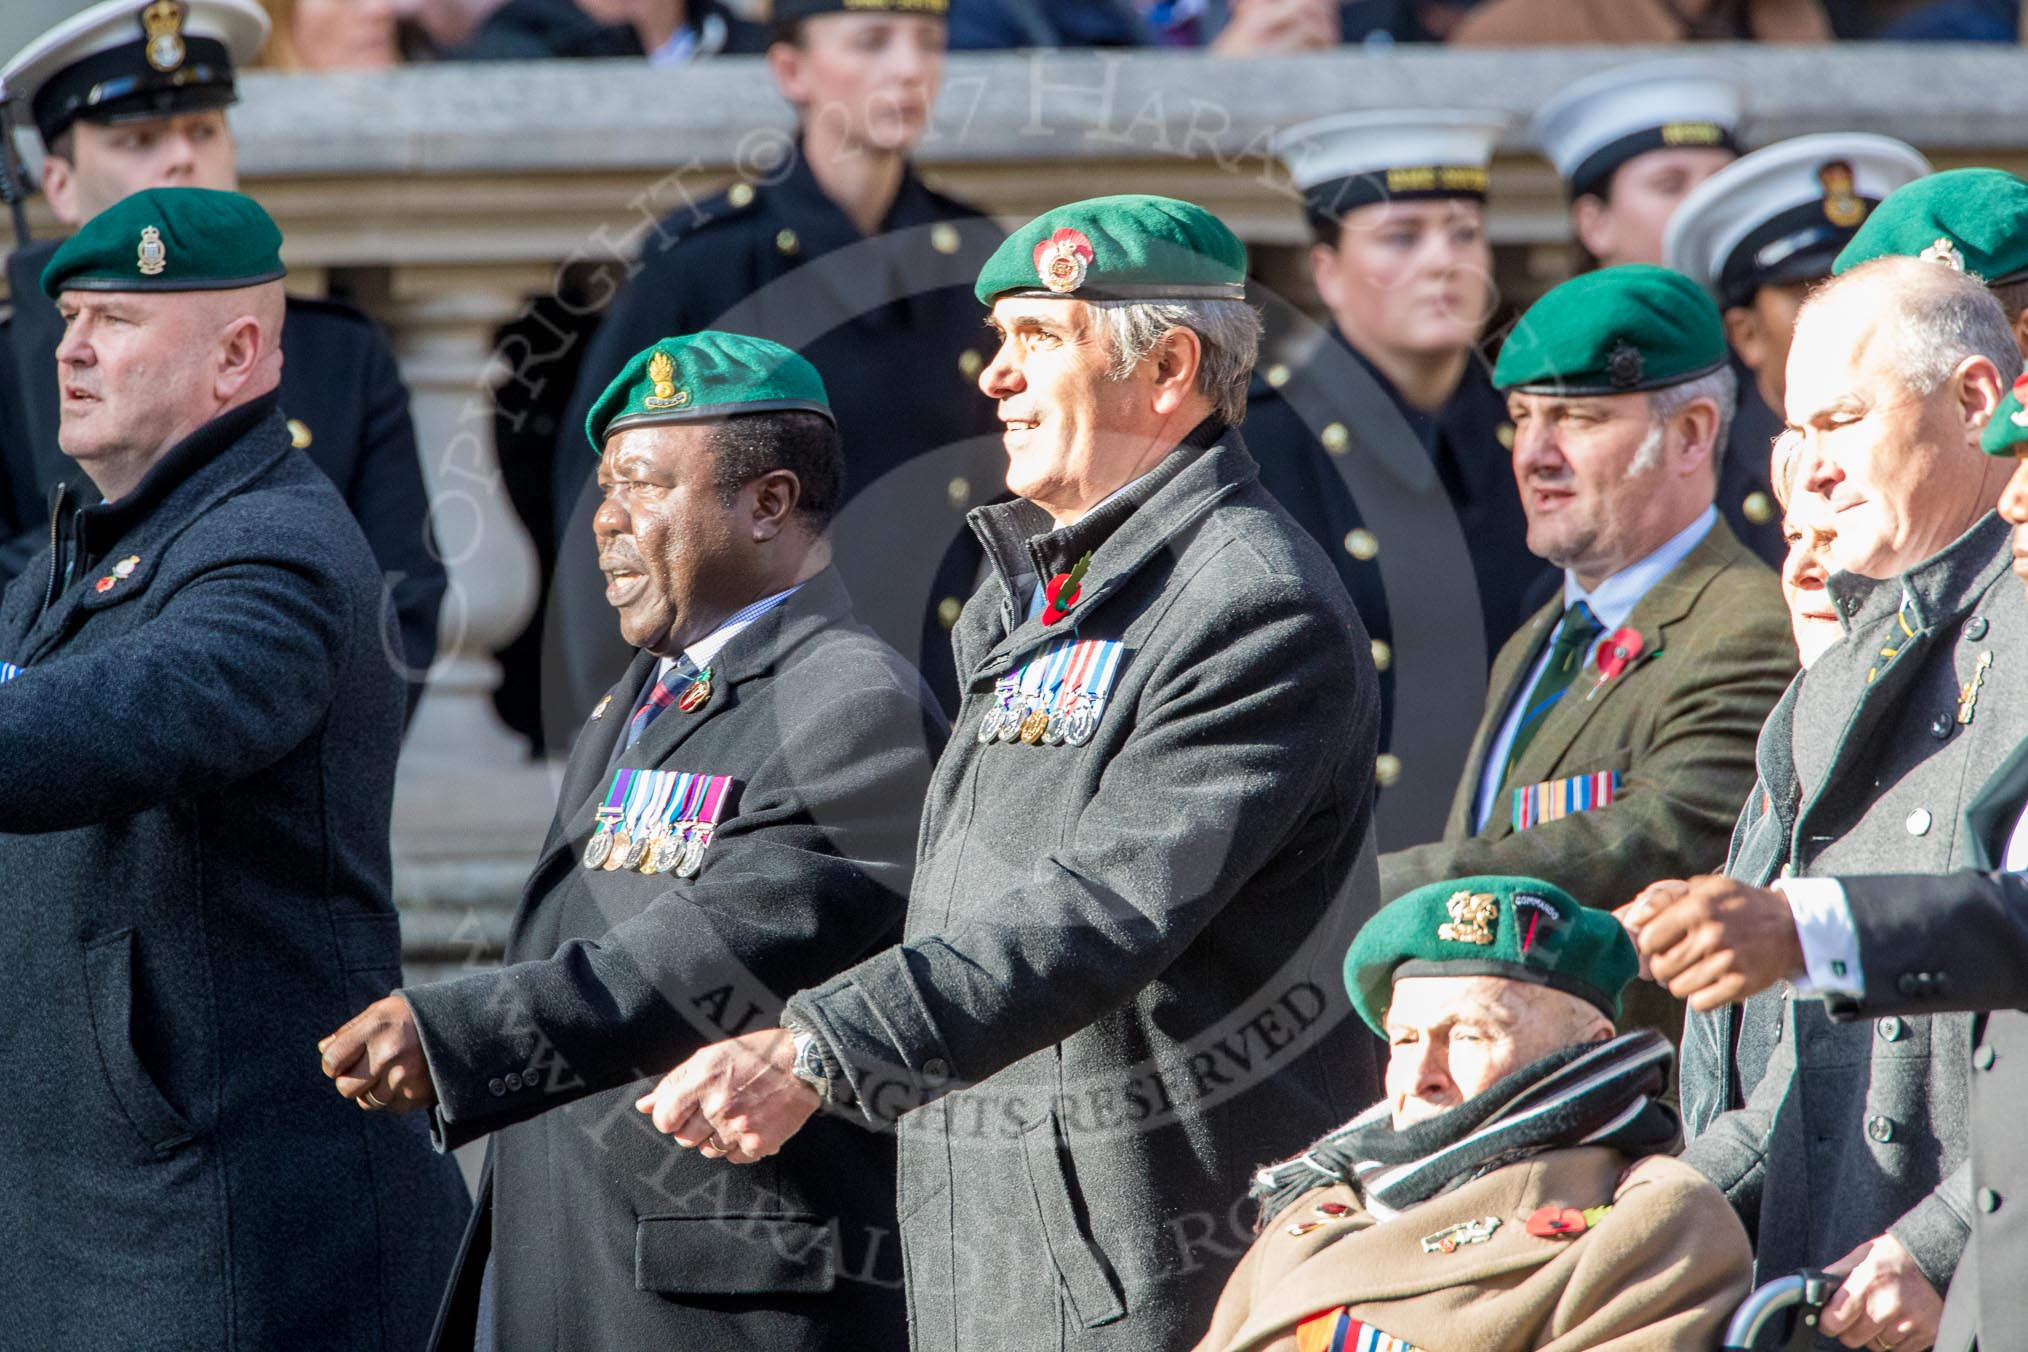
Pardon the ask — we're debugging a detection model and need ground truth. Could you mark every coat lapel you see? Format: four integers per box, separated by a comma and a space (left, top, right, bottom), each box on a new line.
1487, 520, 1747, 837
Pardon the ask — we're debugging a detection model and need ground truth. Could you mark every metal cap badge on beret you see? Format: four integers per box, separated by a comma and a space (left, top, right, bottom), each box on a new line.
1529, 59, 1741, 203
41, 186, 284, 298
974, 194, 1248, 305
1982, 372, 2028, 457
1271, 109, 1508, 234
1832, 167, 2028, 285
0, 0, 269, 148
770, 0, 948, 23
585, 330, 834, 454
1344, 875, 1638, 1037
1492, 264, 1727, 396
1665, 133, 1931, 311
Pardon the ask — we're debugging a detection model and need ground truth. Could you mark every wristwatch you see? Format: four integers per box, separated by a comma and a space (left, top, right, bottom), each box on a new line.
786, 1022, 832, 1101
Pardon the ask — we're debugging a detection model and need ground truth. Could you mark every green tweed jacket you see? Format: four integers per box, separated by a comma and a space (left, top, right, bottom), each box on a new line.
1380, 518, 1793, 1029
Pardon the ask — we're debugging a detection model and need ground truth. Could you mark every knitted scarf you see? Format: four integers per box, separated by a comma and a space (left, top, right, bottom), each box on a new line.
1250, 1030, 1680, 1228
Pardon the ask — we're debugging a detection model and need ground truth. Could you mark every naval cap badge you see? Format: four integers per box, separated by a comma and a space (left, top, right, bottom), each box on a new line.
137, 225, 167, 277
141, 0, 189, 73
1034, 227, 1095, 295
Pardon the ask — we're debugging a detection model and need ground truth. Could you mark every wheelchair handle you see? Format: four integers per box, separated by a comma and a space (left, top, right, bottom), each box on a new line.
1722, 1268, 1836, 1350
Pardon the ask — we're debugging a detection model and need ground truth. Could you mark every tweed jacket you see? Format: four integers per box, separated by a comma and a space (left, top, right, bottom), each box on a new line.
407, 569, 941, 1352
1381, 518, 1792, 1036
0, 398, 468, 1350
783, 434, 1385, 1351
1681, 512, 2028, 1295
1800, 733, 2028, 1352
1193, 1148, 1752, 1352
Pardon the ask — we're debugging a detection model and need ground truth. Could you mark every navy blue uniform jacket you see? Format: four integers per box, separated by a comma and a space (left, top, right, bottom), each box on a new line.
0, 396, 469, 1350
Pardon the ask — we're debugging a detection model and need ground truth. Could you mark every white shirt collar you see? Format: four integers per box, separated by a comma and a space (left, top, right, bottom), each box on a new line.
655, 584, 801, 680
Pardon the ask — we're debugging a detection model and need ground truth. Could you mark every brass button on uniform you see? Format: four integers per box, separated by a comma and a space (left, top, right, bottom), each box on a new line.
1496, 422, 1515, 451
947, 476, 972, 510
1343, 528, 1379, 561
1370, 639, 1392, 672
287, 418, 313, 450
1742, 490, 1775, 525
958, 348, 984, 380
1375, 753, 1402, 787
1265, 363, 1291, 389
937, 597, 964, 630
1321, 423, 1350, 456
775, 228, 800, 256
727, 181, 756, 209
930, 222, 962, 255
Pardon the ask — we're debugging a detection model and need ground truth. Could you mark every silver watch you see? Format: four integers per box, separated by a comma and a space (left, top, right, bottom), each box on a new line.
787, 1025, 831, 1099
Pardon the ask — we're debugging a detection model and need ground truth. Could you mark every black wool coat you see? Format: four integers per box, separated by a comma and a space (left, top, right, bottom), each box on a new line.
0, 397, 469, 1350
408, 568, 943, 1352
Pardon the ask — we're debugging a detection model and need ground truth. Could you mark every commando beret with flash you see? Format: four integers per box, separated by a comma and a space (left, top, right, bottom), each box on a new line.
1344, 874, 1638, 1037
975, 194, 1248, 305
1832, 167, 2028, 285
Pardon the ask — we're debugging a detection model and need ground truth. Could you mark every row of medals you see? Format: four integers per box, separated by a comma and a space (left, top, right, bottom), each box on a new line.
977, 695, 1101, 747
583, 819, 711, 877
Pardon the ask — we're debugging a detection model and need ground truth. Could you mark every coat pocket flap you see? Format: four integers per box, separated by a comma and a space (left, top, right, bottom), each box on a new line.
634, 1214, 836, 1296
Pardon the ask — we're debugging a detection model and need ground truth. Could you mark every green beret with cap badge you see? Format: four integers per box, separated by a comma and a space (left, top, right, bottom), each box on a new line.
974, 194, 1248, 306
585, 330, 834, 455
1491, 264, 1727, 396
1832, 168, 2028, 284
40, 186, 284, 298
1344, 875, 1638, 1037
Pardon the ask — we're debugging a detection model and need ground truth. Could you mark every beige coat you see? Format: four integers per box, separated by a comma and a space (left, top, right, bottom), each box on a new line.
1193, 1147, 1752, 1352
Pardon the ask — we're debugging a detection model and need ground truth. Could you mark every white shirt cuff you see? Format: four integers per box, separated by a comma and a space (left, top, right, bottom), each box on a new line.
1772, 876, 1865, 1000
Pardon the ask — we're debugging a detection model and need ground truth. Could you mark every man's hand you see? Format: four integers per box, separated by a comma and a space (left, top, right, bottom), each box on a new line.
635, 1028, 820, 1165
320, 994, 437, 1114
1210, 0, 1340, 54
1614, 879, 1690, 982
1817, 1232, 1943, 1350
1633, 875, 1806, 1011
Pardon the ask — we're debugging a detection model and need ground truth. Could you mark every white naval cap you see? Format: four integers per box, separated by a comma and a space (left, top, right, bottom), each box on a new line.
1, 0, 269, 147
1664, 133, 1931, 309
1530, 60, 1742, 201
1272, 109, 1510, 229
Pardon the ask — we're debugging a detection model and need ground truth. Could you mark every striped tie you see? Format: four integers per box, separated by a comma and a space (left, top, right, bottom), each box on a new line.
624, 655, 703, 751
1502, 601, 1603, 782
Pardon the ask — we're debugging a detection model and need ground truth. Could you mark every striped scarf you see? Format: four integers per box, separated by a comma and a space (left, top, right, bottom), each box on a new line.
1250, 1030, 1679, 1228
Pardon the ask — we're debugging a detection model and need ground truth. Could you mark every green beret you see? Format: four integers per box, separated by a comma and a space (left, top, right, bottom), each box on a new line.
974, 194, 1247, 306
585, 330, 833, 454
772, 0, 947, 23
1983, 372, 2028, 456
40, 186, 284, 298
1832, 168, 2028, 284
1492, 264, 1727, 395
1344, 875, 1637, 1037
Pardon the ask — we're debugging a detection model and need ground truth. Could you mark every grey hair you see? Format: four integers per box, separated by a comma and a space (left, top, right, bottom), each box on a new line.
1090, 299, 1263, 427
1806, 256, 2024, 395
1627, 363, 1738, 477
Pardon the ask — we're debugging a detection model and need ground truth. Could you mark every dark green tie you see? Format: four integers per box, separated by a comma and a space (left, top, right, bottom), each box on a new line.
1503, 601, 1603, 782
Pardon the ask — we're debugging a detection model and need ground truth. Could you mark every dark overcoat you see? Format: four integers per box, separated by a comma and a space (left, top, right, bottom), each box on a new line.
408, 568, 942, 1352
545, 149, 1007, 721
1681, 513, 2028, 1298
784, 434, 1386, 1351
1824, 734, 2028, 1352
1, 238, 446, 718
0, 397, 469, 1350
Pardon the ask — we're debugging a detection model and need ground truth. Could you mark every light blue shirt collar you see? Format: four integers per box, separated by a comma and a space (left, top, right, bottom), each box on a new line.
1561, 505, 1718, 637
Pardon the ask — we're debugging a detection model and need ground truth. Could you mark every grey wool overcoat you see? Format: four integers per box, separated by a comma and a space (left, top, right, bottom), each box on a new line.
0, 397, 469, 1350
1682, 512, 2028, 1299
784, 432, 1387, 1351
